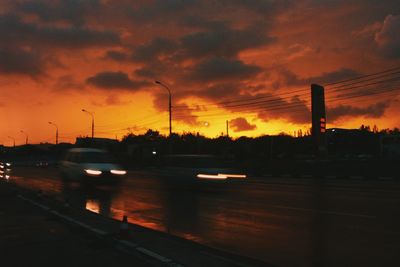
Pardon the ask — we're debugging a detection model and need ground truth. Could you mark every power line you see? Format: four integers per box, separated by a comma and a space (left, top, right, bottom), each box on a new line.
324, 66, 400, 86
173, 72, 400, 113
175, 76, 399, 116
328, 76, 400, 94
328, 70, 400, 89
173, 85, 400, 121
174, 88, 309, 110
173, 67, 400, 111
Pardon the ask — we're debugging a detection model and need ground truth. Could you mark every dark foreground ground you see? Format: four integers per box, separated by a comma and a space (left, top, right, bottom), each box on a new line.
0, 178, 270, 267
3, 165, 400, 267
0, 182, 155, 267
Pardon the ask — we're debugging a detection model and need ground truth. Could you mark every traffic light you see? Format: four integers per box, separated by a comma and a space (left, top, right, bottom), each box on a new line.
320, 117, 326, 133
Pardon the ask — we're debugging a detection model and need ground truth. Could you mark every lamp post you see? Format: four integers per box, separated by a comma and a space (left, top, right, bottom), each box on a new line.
48, 122, 59, 145
20, 130, 28, 145
82, 109, 94, 139
155, 80, 172, 137
7, 136, 15, 147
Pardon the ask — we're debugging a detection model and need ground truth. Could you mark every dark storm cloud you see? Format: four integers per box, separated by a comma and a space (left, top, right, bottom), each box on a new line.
218, 0, 295, 13
0, 14, 120, 49
327, 101, 390, 122
107, 21, 273, 65
310, 68, 362, 85
184, 82, 266, 103
180, 23, 274, 59
197, 83, 243, 99
187, 57, 262, 82
180, 16, 227, 30
104, 50, 129, 61
129, 0, 294, 23
39, 26, 120, 49
0, 47, 44, 76
86, 71, 149, 90
375, 14, 400, 58
273, 67, 361, 88
19, 0, 100, 26
257, 95, 310, 124
131, 38, 178, 62
134, 67, 159, 78
130, 0, 198, 22
230, 117, 257, 132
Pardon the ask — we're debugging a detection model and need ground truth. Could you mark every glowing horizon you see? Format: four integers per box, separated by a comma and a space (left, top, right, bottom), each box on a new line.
1, 1, 400, 146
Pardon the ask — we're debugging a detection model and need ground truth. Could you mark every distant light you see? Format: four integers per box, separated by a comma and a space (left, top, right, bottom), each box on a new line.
218, 173, 246, 179
0, 170, 4, 174
197, 174, 228, 180
5, 175, 10, 179
332, 129, 336, 132
6, 163, 11, 166
85, 169, 102, 175
110, 170, 127, 175
152, 151, 157, 155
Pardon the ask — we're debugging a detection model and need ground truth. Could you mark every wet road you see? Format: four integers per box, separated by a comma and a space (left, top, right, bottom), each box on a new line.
6, 166, 400, 267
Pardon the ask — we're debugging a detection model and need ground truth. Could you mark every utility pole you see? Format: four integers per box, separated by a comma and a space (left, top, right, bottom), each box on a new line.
82, 109, 95, 139
20, 130, 28, 145
226, 120, 229, 137
155, 81, 172, 137
48, 122, 58, 145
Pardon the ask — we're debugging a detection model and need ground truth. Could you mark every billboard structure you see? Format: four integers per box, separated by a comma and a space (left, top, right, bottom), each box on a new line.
311, 84, 327, 156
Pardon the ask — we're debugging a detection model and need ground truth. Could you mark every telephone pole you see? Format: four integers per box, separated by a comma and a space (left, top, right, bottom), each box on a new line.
155, 80, 172, 137
48, 122, 59, 144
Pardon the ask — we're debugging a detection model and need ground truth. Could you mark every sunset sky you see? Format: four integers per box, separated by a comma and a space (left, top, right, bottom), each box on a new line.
1, 0, 400, 145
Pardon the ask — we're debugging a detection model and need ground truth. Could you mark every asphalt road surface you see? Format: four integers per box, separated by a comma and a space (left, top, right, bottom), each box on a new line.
7, 166, 400, 267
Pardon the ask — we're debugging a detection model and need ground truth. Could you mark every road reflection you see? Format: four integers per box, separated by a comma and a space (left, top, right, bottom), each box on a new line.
60, 180, 117, 218
159, 181, 200, 236
57, 174, 204, 241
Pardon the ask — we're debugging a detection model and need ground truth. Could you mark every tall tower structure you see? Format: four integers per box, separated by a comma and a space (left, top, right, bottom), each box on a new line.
311, 84, 327, 157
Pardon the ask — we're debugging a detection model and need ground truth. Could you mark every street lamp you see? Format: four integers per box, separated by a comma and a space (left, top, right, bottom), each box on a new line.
155, 80, 172, 136
82, 109, 94, 139
20, 130, 28, 145
7, 136, 15, 147
48, 122, 59, 145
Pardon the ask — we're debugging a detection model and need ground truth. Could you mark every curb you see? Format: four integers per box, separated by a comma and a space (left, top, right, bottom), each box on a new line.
17, 194, 184, 267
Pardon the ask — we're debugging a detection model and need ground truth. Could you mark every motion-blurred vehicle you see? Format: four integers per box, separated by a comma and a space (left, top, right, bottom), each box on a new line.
60, 148, 126, 184
163, 154, 247, 184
